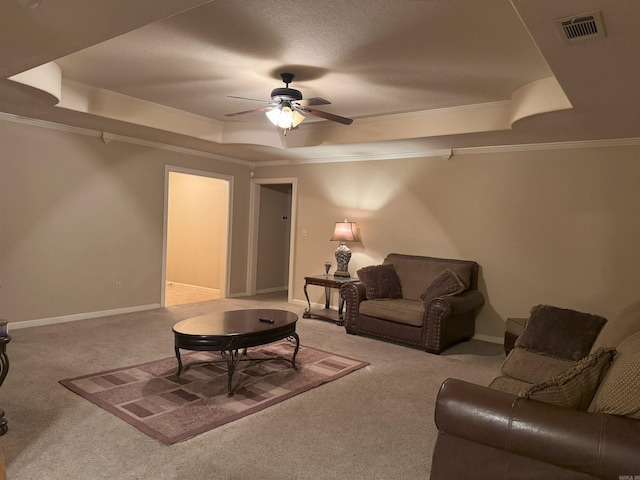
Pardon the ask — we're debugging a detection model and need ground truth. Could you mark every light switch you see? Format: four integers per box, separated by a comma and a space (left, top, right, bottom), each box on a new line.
301, 229, 309, 237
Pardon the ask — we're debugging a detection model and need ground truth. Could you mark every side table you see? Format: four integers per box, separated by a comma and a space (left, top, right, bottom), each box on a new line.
303, 275, 359, 326
0, 335, 11, 435
504, 317, 527, 355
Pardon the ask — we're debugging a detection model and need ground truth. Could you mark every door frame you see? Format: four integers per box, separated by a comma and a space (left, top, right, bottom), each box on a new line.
247, 177, 297, 302
161, 165, 234, 306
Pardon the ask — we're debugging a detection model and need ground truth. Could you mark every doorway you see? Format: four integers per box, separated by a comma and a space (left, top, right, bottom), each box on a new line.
162, 166, 232, 306
248, 178, 297, 301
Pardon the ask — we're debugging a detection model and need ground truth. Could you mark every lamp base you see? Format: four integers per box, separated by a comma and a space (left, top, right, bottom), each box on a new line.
334, 242, 352, 278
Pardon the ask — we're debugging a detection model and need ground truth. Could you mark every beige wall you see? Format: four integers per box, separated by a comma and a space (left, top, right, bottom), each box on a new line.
0, 119, 251, 322
256, 184, 291, 292
256, 145, 640, 339
166, 172, 227, 290
3, 117, 640, 339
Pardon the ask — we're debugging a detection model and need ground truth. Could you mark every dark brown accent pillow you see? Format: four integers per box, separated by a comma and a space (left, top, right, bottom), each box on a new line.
419, 269, 466, 308
357, 264, 402, 300
516, 305, 607, 361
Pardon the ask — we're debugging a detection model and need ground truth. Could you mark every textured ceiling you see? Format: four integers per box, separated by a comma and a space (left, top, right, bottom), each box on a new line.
1, 0, 639, 164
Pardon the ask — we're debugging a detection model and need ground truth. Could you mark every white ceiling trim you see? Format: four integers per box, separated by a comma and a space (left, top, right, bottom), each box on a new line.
509, 76, 573, 125
58, 80, 225, 144
8, 62, 62, 104
8, 63, 575, 153
0, 112, 252, 167
454, 137, 640, 155
3, 112, 639, 169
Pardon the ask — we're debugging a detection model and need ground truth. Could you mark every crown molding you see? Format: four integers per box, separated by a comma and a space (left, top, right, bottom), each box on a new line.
2, 112, 639, 168
454, 137, 640, 155
0, 112, 252, 167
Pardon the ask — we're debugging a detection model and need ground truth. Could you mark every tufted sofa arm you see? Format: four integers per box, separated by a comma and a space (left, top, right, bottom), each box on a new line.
425, 290, 485, 353
340, 282, 366, 332
427, 290, 485, 317
432, 378, 640, 480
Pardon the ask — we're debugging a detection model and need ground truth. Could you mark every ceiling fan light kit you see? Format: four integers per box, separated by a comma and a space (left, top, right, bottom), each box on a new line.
266, 104, 305, 130
225, 72, 353, 133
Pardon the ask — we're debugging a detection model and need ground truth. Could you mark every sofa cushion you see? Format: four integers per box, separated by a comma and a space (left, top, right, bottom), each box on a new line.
357, 264, 402, 300
419, 269, 466, 308
501, 347, 576, 384
522, 347, 616, 410
515, 305, 607, 361
592, 298, 640, 350
589, 331, 640, 419
383, 254, 473, 302
488, 375, 532, 396
358, 298, 424, 327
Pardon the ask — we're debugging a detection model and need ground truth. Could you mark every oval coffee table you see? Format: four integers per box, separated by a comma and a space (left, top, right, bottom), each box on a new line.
172, 309, 299, 396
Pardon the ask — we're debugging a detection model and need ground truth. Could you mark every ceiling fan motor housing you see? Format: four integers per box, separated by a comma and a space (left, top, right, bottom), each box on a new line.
271, 87, 303, 102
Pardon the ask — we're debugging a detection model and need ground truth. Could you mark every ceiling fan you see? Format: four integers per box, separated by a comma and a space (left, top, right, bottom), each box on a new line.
224, 73, 353, 130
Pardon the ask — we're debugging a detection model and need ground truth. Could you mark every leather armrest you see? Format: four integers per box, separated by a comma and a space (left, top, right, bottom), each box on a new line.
428, 289, 484, 317
435, 378, 640, 479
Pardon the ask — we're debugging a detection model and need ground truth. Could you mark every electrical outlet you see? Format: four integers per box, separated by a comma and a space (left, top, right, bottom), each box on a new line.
115, 282, 122, 291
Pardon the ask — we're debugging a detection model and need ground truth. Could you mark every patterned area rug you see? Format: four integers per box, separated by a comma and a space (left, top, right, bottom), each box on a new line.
60, 341, 368, 444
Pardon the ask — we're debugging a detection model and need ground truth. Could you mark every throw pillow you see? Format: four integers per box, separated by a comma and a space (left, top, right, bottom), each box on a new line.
419, 269, 466, 308
515, 304, 607, 361
589, 331, 640, 419
357, 264, 402, 300
589, 351, 640, 419
522, 347, 616, 410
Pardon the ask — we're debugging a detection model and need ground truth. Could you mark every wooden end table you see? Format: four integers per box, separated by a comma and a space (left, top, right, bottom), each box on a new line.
303, 275, 359, 326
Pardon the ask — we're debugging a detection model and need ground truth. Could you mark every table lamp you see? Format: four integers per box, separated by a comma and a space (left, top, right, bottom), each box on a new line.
330, 219, 360, 277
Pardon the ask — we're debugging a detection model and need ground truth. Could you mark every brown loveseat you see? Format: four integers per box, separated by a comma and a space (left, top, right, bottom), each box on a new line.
430, 302, 640, 479
340, 253, 484, 354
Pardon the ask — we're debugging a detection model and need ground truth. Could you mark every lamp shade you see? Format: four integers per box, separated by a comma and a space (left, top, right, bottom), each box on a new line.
330, 220, 359, 242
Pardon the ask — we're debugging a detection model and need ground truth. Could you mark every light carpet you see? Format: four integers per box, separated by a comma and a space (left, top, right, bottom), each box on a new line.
60, 340, 368, 444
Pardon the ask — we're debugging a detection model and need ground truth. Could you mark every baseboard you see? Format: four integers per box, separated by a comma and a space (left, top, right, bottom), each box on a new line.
255, 286, 288, 294
165, 281, 219, 294
9, 304, 161, 330
227, 292, 248, 298
473, 333, 503, 345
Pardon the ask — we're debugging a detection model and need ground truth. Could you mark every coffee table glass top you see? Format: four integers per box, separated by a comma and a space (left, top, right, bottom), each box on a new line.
173, 309, 298, 336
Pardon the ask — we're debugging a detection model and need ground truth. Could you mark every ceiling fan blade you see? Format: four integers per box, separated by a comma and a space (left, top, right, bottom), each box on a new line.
302, 107, 353, 125
296, 97, 331, 107
224, 106, 274, 117
227, 95, 274, 104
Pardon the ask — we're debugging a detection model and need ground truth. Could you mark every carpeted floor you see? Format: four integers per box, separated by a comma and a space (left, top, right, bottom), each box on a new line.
1, 293, 504, 479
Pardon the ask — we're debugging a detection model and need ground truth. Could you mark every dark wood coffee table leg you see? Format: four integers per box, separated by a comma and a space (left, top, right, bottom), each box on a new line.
289, 333, 300, 369
174, 346, 183, 375
221, 349, 245, 396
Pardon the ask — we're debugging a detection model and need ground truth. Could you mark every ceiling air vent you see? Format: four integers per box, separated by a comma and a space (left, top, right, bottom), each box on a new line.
555, 11, 605, 43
